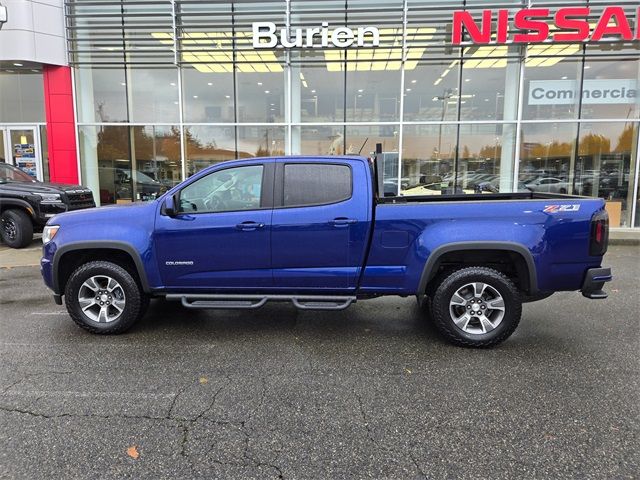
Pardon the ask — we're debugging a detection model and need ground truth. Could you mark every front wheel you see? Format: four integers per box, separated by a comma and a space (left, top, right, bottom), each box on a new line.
430, 267, 522, 348
64, 261, 147, 334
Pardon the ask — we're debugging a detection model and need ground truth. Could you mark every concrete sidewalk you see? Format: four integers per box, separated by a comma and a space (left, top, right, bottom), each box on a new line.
0, 237, 42, 268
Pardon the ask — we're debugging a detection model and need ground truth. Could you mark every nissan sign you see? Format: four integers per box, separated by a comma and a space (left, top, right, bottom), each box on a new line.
452, 6, 640, 45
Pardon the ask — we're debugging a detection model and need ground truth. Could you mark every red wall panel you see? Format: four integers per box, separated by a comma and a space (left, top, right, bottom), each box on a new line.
43, 65, 79, 185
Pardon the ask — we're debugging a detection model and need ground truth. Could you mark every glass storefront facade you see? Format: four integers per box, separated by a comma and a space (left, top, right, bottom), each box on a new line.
66, 0, 640, 227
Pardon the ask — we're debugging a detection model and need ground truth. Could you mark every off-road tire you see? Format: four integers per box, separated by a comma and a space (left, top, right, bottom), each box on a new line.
0, 209, 33, 248
430, 266, 522, 348
65, 261, 146, 334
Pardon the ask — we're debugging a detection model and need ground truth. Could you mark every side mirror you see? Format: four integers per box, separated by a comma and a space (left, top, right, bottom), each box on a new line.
163, 194, 178, 217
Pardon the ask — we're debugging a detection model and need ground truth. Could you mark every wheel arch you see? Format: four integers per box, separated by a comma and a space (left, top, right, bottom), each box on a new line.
0, 200, 36, 219
53, 241, 150, 296
418, 241, 538, 296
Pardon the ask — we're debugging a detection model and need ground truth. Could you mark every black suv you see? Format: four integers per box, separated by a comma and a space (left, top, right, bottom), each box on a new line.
0, 163, 95, 248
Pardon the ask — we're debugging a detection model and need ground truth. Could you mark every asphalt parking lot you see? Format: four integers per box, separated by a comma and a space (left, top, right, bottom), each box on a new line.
0, 244, 638, 479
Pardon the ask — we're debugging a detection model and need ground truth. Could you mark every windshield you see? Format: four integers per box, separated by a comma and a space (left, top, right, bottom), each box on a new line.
0, 163, 37, 183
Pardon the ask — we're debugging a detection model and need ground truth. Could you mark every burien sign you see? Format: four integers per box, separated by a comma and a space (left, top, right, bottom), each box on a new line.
452, 6, 640, 45
528, 79, 638, 105
0, 2, 8, 29
252, 22, 380, 49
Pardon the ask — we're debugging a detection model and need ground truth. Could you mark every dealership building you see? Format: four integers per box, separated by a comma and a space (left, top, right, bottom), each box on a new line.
0, 0, 639, 227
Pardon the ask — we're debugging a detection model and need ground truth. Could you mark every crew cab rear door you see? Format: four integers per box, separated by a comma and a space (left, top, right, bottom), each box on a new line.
271, 159, 371, 290
154, 161, 274, 289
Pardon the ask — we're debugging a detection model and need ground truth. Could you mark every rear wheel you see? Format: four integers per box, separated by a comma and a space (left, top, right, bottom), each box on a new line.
64, 261, 147, 334
0, 209, 33, 248
430, 267, 522, 348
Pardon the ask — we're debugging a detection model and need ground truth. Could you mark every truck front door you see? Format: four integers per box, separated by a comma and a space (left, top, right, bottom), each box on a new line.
155, 162, 273, 289
271, 160, 371, 290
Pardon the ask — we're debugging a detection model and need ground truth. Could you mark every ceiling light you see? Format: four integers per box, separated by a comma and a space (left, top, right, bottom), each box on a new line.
358, 89, 364, 93
465, 78, 470, 82
584, 65, 591, 69
225, 95, 230, 98
193, 95, 198, 98
207, 82, 213, 86
265, 90, 270, 94
411, 79, 417, 83
561, 76, 568, 80
170, 82, 176, 86
120, 82, 126, 86
311, 89, 316, 93
13, 63, 23, 67
257, 82, 263, 85
406, 88, 412, 92
270, 103, 275, 106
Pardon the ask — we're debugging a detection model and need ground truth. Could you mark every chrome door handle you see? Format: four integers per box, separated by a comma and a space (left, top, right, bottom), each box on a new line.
330, 217, 357, 227
236, 221, 265, 231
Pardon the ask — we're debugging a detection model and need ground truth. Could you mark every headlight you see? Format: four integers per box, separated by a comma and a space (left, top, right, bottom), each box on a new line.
35, 193, 63, 204
42, 225, 60, 244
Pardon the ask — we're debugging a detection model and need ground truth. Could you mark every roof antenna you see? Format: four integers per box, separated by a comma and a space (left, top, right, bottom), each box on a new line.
357, 137, 369, 155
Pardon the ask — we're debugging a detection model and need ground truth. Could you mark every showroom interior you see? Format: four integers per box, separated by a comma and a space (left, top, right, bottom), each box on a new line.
0, 0, 638, 227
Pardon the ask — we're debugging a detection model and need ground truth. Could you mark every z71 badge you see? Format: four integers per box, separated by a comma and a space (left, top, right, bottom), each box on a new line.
543, 204, 580, 213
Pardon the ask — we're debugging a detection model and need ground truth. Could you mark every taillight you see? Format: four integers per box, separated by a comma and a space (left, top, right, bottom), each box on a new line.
589, 209, 609, 256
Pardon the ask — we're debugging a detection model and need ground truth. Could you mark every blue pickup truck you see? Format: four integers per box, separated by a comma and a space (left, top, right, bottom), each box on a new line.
40, 156, 611, 347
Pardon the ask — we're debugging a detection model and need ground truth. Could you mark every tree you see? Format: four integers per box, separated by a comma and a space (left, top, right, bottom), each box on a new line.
615, 124, 635, 153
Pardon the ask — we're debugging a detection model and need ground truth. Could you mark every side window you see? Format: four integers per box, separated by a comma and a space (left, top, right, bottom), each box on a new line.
283, 163, 352, 207
179, 165, 264, 213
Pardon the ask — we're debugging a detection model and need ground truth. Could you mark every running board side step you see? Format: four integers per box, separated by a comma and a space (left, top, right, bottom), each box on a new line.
165, 294, 356, 311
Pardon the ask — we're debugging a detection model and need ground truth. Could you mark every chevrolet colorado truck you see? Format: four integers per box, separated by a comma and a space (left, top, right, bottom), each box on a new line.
40, 156, 611, 347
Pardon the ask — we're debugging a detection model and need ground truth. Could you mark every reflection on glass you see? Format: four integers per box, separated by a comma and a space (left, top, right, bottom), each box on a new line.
404, 61, 460, 121
237, 126, 285, 158
460, 53, 519, 121
346, 69, 402, 122
0, 130, 6, 163
236, 66, 285, 123
295, 126, 346, 156
132, 126, 181, 200
401, 124, 457, 196
518, 122, 578, 197
457, 124, 517, 193
0, 71, 45, 122
182, 66, 235, 123
40, 126, 50, 182
345, 125, 399, 157
295, 60, 345, 122
75, 67, 128, 123
79, 126, 131, 205
184, 126, 236, 176
581, 56, 639, 120
128, 68, 179, 123
522, 55, 582, 121
576, 122, 638, 227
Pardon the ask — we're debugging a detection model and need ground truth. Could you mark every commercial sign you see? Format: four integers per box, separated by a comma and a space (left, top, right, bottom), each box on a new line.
253, 22, 380, 49
452, 6, 640, 45
528, 79, 638, 105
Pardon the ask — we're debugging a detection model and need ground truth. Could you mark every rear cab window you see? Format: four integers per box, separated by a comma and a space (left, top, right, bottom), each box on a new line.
282, 163, 352, 207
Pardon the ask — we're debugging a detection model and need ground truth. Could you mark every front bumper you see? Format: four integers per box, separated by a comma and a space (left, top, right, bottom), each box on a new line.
581, 267, 612, 299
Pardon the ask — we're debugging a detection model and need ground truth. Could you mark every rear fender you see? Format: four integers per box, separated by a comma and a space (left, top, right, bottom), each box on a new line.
417, 241, 538, 295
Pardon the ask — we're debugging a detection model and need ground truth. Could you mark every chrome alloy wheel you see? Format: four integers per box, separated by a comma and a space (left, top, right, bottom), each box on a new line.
448, 282, 506, 335
77, 275, 126, 323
